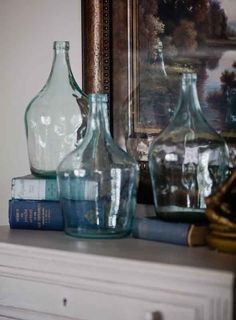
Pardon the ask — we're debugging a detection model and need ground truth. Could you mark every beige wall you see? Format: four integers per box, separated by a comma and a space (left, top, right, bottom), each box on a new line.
0, 0, 82, 225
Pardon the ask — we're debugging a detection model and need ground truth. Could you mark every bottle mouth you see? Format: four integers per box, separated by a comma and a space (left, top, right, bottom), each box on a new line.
53, 41, 69, 50
89, 93, 108, 103
182, 72, 197, 82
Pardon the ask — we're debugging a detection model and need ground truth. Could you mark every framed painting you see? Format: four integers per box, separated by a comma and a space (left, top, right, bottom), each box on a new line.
82, 0, 236, 204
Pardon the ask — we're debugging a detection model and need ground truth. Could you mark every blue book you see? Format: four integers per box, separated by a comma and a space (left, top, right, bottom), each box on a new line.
132, 217, 208, 246
9, 199, 63, 231
8, 198, 113, 231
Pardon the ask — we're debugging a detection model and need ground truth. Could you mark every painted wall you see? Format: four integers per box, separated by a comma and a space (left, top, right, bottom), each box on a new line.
0, 0, 82, 225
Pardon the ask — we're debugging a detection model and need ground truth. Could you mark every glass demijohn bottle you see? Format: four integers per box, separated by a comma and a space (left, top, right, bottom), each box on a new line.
148, 73, 229, 222
57, 94, 139, 238
25, 41, 88, 177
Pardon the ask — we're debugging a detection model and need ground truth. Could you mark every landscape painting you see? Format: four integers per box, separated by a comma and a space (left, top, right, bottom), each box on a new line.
136, 0, 236, 138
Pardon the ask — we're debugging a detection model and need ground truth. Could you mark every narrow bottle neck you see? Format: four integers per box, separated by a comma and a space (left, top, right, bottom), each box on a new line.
47, 49, 72, 84
86, 98, 111, 141
176, 76, 202, 117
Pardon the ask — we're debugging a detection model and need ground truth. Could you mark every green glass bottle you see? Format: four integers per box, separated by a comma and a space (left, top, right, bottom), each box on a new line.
148, 73, 229, 223
25, 41, 88, 177
57, 94, 139, 238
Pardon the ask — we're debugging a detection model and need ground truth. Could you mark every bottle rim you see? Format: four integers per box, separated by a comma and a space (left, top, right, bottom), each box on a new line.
89, 93, 108, 103
53, 41, 70, 50
182, 72, 197, 81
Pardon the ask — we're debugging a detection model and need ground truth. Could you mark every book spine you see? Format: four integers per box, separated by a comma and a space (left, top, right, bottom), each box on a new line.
11, 178, 58, 201
9, 200, 63, 230
132, 218, 190, 246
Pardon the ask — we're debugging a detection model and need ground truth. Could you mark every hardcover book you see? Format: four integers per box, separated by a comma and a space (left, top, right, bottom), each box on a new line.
9, 199, 63, 230
9, 198, 120, 231
132, 217, 209, 246
11, 174, 58, 201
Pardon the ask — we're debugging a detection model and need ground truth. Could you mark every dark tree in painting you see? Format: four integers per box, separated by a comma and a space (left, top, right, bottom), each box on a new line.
139, 0, 164, 62
221, 70, 236, 94
173, 20, 198, 53
193, 0, 210, 43
158, 0, 209, 45
208, 0, 228, 39
158, 0, 229, 46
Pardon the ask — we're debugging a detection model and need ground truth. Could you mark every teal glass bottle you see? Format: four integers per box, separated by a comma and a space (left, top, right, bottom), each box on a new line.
25, 41, 88, 177
57, 93, 139, 238
148, 73, 229, 223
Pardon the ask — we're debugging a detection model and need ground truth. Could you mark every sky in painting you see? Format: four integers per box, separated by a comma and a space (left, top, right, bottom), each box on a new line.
220, 0, 236, 23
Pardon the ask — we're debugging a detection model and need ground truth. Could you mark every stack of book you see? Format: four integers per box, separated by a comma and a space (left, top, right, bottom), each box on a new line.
9, 175, 63, 230
9, 174, 208, 246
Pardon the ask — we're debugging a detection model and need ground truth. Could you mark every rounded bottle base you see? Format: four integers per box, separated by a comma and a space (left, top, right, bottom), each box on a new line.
31, 167, 56, 178
64, 227, 131, 239
155, 207, 208, 223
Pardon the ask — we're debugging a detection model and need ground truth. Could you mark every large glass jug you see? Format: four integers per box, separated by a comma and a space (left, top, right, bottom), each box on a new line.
57, 94, 139, 238
148, 73, 229, 222
25, 41, 88, 177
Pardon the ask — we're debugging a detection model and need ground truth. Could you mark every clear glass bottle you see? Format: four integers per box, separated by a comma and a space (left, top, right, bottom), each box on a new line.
125, 41, 173, 204
25, 41, 88, 177
57, 93, 139, 238
148, 73, 229, 223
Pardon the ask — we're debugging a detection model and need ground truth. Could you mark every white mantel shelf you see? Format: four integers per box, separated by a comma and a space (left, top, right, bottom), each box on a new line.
0, 225, 235, 320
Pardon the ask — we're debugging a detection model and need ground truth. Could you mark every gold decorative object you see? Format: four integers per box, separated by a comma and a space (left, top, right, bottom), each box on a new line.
205, 170, 236, 254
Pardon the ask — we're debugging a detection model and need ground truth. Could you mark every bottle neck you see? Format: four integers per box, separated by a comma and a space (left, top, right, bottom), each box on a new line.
47, 48, 72, 85
86, 95, 111, 141
175, 74, 202, 118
